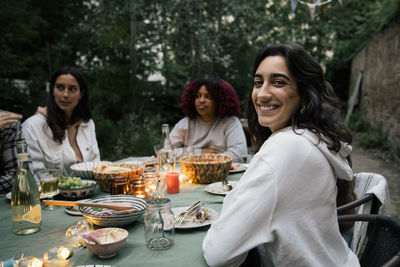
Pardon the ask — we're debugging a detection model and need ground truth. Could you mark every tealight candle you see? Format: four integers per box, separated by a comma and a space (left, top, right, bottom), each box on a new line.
166, 172, 180, 194
57, 246, 73, 260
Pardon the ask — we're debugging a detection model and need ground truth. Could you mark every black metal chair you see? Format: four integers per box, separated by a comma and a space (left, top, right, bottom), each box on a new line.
338, 214, 400, 267
337, 193, 377, 214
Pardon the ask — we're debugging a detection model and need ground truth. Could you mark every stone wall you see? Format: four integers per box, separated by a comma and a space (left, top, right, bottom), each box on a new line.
349, 22, 400, 153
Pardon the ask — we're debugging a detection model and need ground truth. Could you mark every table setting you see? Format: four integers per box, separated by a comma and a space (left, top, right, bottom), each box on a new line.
0, 148, 245, 267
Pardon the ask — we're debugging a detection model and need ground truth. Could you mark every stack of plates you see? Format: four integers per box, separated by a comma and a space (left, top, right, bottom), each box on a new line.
70, 161, 111, 179
79, 195, 146, 227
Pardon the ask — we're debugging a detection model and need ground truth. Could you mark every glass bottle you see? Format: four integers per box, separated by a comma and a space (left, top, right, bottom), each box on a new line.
158, 124, 175, 173
144, 198, 175, 249
11, 140, 42, 235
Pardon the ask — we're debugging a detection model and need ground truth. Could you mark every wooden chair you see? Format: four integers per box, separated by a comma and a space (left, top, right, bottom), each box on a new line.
338, 214, 400, 267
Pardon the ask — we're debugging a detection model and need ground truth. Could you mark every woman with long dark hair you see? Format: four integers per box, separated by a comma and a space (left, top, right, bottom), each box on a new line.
169, 77, 247, 162
203, 44, 359, 266
22, 67, 100, 174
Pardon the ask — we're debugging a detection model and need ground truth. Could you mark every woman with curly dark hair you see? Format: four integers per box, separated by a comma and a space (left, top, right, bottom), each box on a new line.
203, 44, 359, 266
22, 67, 100, 175
169, 77, 247, 162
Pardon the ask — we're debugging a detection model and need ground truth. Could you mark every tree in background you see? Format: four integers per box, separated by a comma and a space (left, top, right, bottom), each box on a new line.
1, 0, 398, 160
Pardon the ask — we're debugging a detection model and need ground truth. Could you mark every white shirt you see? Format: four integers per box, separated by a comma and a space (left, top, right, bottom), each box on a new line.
203, 127, 360, 266
169, 116, 247, 162
22, 114, 100, 175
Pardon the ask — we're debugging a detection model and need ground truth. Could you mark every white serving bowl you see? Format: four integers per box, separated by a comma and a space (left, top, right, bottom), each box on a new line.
70, 161, 111, 179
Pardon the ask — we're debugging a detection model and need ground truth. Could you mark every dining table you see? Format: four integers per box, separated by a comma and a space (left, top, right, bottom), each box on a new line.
0, 157, 246, 267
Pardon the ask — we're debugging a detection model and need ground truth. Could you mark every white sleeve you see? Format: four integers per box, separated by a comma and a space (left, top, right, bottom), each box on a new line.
88, 119, 101, 161
202, 155, 277, 266
221, 117, 247, 162
169, 118, 188, 158
21, 119, 45, 187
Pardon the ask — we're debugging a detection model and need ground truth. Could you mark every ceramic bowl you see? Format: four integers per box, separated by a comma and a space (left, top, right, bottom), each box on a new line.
93, 162, 144, 192
79, 195, 146, 227
83, 227, 128, 258
179, 154, 232, 184
58, 180, 97, 200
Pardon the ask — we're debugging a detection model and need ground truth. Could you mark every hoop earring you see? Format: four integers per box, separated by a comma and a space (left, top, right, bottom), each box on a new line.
300, 105, 306, 114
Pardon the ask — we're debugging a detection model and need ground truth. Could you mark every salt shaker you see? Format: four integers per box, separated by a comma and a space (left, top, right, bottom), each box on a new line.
144, 198, 174, 249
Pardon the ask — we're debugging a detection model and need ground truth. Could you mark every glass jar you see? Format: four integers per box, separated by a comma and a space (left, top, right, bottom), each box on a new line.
144, 198, 174, 249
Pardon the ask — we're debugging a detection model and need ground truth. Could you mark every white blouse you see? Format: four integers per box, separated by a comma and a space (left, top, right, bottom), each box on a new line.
22, 114, 100, 175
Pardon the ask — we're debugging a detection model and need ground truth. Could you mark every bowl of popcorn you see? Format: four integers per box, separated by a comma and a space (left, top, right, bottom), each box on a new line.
179, 154, 232, 184
93, 162, 144, 192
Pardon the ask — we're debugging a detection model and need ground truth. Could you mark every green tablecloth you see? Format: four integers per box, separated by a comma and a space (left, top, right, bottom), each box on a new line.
0, 166, 243, 267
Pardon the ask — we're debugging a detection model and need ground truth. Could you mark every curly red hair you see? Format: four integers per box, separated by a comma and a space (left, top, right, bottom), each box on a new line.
180, 78, 241, 119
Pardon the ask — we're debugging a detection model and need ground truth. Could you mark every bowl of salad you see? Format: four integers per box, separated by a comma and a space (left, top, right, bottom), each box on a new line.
58, 176, 97, 200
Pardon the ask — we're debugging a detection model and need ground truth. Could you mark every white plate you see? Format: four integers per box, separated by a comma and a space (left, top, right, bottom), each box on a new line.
65, 206, 82, 216
229, 163, 248, 174
172, 206, 218, 229
205, 181, 238, 196
6, 190, 59, 200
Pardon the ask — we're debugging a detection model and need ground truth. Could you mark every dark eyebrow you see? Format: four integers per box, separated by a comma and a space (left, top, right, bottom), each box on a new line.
253, 73, 291, 81
271, 73, 291, 81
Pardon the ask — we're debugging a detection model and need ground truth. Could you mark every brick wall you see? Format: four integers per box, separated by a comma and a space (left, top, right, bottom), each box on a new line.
349, 22, 400, 153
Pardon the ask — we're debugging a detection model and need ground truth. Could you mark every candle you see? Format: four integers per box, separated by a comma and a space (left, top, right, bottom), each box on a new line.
166, 172, 180, 194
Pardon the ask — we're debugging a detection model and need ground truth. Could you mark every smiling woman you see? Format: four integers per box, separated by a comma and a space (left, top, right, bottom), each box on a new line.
22, 67, 100, 177
169, 77, 248, 162
202, 44, 359, 266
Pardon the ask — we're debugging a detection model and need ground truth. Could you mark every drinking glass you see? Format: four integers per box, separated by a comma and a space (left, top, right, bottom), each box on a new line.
37, 168, 61, 210
154, 144, 175, 174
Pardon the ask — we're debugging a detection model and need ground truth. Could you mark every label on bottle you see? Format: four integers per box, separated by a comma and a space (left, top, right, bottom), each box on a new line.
21, 204, 42, 224
17, 153, 28, 162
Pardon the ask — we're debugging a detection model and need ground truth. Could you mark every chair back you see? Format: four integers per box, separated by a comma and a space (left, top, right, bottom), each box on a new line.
350, 172, 392, 254
338, 214, 400, 267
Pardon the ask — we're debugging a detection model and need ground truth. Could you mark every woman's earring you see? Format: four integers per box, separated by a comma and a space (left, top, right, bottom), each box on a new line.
300, 105, 306, 114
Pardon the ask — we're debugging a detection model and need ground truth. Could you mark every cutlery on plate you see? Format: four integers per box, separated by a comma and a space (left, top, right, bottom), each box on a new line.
42, 200, 134, 211
175, 201, 203, 227
222, 179, 233, 191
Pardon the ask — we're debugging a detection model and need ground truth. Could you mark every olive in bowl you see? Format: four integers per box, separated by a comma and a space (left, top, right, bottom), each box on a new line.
58, 176, 97, 200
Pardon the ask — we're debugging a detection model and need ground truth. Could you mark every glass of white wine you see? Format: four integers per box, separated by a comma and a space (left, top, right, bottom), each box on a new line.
36, 168, 60, 210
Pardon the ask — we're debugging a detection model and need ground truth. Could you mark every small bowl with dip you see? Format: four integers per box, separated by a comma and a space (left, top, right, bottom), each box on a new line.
81, 227, 128, 258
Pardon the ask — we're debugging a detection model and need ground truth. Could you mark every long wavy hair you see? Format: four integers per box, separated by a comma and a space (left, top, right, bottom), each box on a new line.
47, 66, 92, 143
247, 44, 355, 230
180, 77, 241, 119
247, 43, 352, 151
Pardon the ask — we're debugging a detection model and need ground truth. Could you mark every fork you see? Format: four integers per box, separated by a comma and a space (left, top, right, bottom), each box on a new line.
174, 201, 203, 227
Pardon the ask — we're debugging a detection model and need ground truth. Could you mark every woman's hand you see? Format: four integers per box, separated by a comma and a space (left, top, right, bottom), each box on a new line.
201, 148, 222, 154
0, 112, 22, 130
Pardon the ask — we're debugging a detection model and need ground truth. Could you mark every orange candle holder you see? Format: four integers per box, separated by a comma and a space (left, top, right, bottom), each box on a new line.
166, 171, 180, 194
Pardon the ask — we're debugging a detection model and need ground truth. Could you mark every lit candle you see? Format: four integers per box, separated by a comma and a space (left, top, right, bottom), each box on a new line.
166, 172, 180, 194
57, 246, 73, 260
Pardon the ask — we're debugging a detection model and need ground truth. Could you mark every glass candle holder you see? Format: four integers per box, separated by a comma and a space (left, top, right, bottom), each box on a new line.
130, 178, 148, 199
109, 176, 129, 195
166, 172, 180, 194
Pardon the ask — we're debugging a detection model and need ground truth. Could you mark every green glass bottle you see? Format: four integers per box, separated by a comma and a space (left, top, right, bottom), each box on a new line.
11, 140, 41, 235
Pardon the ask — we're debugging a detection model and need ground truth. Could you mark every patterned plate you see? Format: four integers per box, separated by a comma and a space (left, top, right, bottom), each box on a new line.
79, 195, 146, 227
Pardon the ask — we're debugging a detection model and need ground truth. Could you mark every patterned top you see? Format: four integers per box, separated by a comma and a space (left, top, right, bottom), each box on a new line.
0, 120, 20, 193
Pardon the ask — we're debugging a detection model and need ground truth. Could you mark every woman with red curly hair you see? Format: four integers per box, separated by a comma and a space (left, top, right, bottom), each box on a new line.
169, 77, 247, 162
